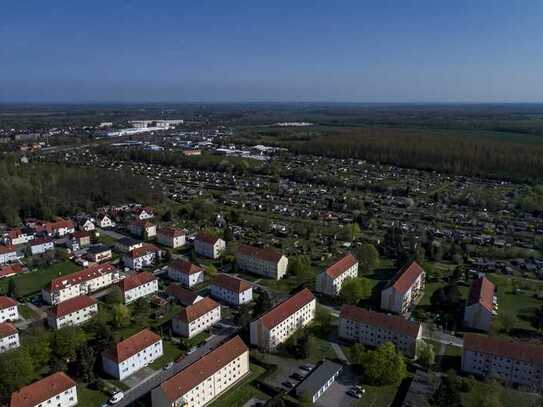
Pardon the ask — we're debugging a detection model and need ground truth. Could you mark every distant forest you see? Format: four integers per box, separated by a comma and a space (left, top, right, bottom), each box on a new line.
0, 158, 158, 226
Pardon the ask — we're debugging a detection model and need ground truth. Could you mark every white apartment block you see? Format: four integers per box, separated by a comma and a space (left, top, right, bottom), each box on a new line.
210, 274, 253, 306
194, 233, 225, 259
120, 271, 159, 304
42, 263, 120, 305
236, 244, 288, 280
250, 288, 316, 351
0, 322, 19, 353
10, 372, 78, 407
172, 297, 221, 338
129, 220, 157, 239
315, 253, 358, 297
47, 295, 98, 330
152, 336, 250, 407
102, 329, 163, 381
464, 276, 497, 332
122, 243, 160, 270
339, 304, 422, 358
381, 261, 425, 315
3, 229, 34, 246
0, 296, 18, 322
167, 260, 205, 288
30, 237, 55, 255
462, 333, 543, 389
0, 245, 18, 265
157, 227, 186, 248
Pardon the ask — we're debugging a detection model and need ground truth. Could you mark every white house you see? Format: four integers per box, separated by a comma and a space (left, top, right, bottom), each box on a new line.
120, 271, 159, 304
30, 237, 55, 255
42, 262, 120, 305
79, 219, 96, 232
210, 274, 253, 306
151, 336, 249, 407
315, 253, 358, 297
464, 276, 497, 332
236, 244, 288, 280
133, 207, 154, 220
172, 297, 221, 338
10, 372, 78, 407
102, 329, 163, 381
165, 284, 203, 307
250, 288, 316, 351
194, 233, 225, 259
129, 220, 157, 239
381, 261, 425, 315
0, 296, 18, 323
339, 304, 422, 358
0, 245, 18, 265
167, 260, 205, 288
122, 243, 160, 270
462, 333, 543, 389
0, 322, 19, 353
47, 295, 98, 330
157, 227, 186, 249
97, 214, 116, 228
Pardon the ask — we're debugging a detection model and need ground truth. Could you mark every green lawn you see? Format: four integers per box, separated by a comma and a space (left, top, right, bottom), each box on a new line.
150, 340, 185, 370
357, 383, 401, 407
0, 261, 81, 297
209, 365, 268, 407
77, 384, 108, 407
308, 337, 337, 363
18, 304, 38, 319
97, 233, 117, 246
462, 381, 542, 407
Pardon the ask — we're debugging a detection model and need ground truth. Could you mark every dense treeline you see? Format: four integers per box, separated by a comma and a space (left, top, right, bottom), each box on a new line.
0, 158, 157, 226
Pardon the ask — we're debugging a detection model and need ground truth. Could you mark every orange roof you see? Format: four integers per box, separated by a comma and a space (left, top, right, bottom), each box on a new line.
0, 322, 17, 338
0, 296, 17, 310
0, 264, 23, 279
340, 304, 421, 338
258, 288, 315, 330
158, 227, 185, 238
120, 271, 157, 292
47, 263, 117, 291
102, 329, 161, 363
389, 261, 424, 294
168, 259, 203, 275
0, 245, 17, 254
211, 274, 251, 293
159, 336, 248, 402
128, 243, 159, 258
464, 333, 543, 365
10, 372, 76, 407
467, 276, 495, 312
48, 295, 96, 318
236, 244, 284, 263
195, 232, 222, 245
175, 297, 219, 323
325, 253, 358, 279
165, 284, 201, 306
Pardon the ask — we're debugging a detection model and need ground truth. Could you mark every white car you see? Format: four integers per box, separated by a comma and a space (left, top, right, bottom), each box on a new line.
109, 392, 124, 404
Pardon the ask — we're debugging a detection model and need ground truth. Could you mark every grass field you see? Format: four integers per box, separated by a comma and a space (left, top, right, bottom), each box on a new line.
462, 381, 542, 407
150, 340, 184, 370
77, 384, 108, 407
18, 304, 38, 319
209, 365, 268, 407
357, 383, 401, 407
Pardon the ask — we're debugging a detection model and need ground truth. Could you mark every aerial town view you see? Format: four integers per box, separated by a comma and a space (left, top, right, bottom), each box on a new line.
1, 2, 543, 407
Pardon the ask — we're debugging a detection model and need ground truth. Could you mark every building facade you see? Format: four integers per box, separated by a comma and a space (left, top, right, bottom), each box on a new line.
235, 244, 288, 280
157, 227, 186, 248
0, 296, 18, 323
380, 261, 425, 315
210, 274, 253, 306
315, 253, 358, 297
0, 245, 18, 265
47, 295, 98, 330
295, 360, 343, 403
194, 233, 225, 259
172, 297, 221, 338
464, 276, 497, 332
30, 237, 55, 255
129, 220, 157, 239
122, 243, 160, 270
120, 271, 159, 304
167, 260, 205, 288
10, 372, 78, 407
0, 322, 19, 353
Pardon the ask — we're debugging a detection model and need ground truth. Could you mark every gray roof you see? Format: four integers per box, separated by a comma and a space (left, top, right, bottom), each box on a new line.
295, 360, 343, 398
117, 237, 141, 246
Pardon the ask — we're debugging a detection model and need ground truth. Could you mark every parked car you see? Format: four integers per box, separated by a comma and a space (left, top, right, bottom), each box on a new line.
290, 372, 304, 381
347, 389, 363, 399
300, 364, 313, 371
109, 392, 124, 404
282, 381, 294, 388
163, 362, 174, 370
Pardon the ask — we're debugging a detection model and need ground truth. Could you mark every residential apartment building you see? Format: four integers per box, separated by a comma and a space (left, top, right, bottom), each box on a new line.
47, 295, 98, 330
172, 297, 221, 338
165, 284, 203, 307
464, 276, 497, 332
210, 274, 253, 306
381, 261, 425, 315
0, 296, 18, 322
250, 288, 316, 351
122, 243, 160, 270
120, 271, 159, 304
151, 336, 249, 407
0, 245, 18, 264
157, 227, 186, 248
102, 329, 163, 380
129, 220, 157, 239
30, 237, 54, 255
235, 244, 288, 280
462, 333, 543, 389
194, 233, 225, 259
115, 237, 143, 253
10, 372, 78, 407
2, 229, 33, 246
71, 231, 91, 249
42, 262, 120, 305
86, 244, 112, 263
0, 322, 19, 353
315, 253, 358, 297
339, 304, 422, 358
167, 259, 205, 288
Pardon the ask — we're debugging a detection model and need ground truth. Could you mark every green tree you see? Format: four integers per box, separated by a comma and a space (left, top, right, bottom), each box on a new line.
133, 298, 151, 326
289, 256, 313, 284
357, 244, 380, 274
23, 328, 51, 367
416, 340, 436, 368
235, 304, 253, 327
362, 342, 407, 385
104, 286, 123, 305
253, 291, 273, 317
433, 370, 462, 407
73, 344, 96, 384
340, 277, 371, 305
0, 348, 36, 396
51, 326, 87, 362
340, 223, 361, 242
112, 304, 131, 329
349, 343, 366, 367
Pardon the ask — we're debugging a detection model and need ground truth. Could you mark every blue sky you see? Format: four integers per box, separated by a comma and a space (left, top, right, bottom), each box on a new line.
1, 0, 542, 103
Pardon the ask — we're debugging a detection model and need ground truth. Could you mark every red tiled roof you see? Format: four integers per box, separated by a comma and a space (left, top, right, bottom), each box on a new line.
50, 219, 74, 230
128, 243, 159, 259
30, 237, 53, 246
236, 244, 284, 263
159, 336, 248, 402
130, 219, 155, 228
168, 259, 203, 275
46, 262, 117, 292
158, 227, 185, 238
5, 229, 22, 239
175, 297, 219, 323
195, 232, 222, 245
325, 253, 358, 279
120, 271, 157, 292
0, 296, 17, 310
340, 304, 421, 338
389, 261, 424, 294
10, 372, 76, 407
102, 329, 161, 363
464, 333, 543, 365
0, 264, 23, 279
0, 245, 17, 254
212, 274, 251, 293
467, 276, 495, 312
165, 285, 201, 306
258, 288, 315, 330
47, 295, 96, 318
0, 322, 17, 338
72, 231, 91, 239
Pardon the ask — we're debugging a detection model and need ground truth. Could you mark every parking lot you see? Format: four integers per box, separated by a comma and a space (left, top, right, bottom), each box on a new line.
315, 367, 360, 407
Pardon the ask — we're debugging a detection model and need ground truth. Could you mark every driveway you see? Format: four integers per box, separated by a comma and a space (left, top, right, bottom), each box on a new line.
315, 366, 360, 407
123, 366, 158, 388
